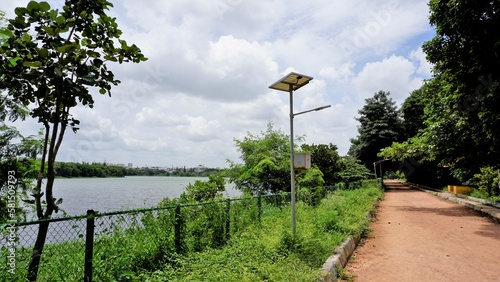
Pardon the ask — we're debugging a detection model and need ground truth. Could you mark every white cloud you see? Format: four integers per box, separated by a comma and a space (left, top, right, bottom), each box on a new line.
320, 63, 356, 83
410, 47, 433, 76
3, 0, 435, 167
353, 55, 425, 104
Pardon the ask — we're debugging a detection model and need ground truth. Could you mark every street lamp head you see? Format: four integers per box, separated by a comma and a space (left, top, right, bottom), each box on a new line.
314, 105, 331, 111
269, 72, 313, 92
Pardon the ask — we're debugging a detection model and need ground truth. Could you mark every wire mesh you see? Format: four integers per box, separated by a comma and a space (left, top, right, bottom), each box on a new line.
1, 216, 87, 281
0, 189, 307, 281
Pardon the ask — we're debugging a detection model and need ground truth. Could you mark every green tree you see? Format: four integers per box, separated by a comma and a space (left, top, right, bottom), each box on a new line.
378, 80, 453, 186
0, 1, 146, 280
297, 166, 324, 206
0, 10, 6, 45
348, 91, 404, 169
300, 143, 342, 186
0, 124, 43, 222
228, 122, 301, 195
400, 87, 426, 139
421, 0, 500, 179
1, 9, 43, 225
337, 157, 373, 184
378, 2, 500, 187
423, 0, 500, 86
183, 174, 226, 202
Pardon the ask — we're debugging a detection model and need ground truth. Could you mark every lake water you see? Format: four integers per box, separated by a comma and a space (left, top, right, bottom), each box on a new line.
45, 176, 241, 217
1, 177, 241, 247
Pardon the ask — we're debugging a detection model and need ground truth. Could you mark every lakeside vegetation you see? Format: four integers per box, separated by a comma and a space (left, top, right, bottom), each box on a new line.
54, 162, 225, 178
145, 183, 382, 281
1, 180, 382, 281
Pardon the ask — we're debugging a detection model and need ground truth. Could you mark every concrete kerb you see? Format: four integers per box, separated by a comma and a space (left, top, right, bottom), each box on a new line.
405, 182, 500, 223
320, 209, 374, 282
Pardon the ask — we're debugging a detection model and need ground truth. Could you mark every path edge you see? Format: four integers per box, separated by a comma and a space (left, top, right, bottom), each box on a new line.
405, 182, 500, 222
320, 209, 375, 282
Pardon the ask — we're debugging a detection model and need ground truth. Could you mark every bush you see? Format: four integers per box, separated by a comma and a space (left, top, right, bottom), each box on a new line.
297, 167, 325, 207
468, 166, 500, 197
1, 181, 383, 281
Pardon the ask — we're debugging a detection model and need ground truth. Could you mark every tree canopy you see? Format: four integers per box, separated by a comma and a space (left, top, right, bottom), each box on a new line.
228, 122, 372, 195
380, 0, 500, 191
0, 1, 146, 279
300, 143, 342, 186
421, 0, 500, 174
227, 122, 294, 194
1, 0, 146, 218
348, 90, 404, 169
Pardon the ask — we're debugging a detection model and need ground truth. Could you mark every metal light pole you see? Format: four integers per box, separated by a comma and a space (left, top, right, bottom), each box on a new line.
269, 72, 331, 236
288, 83, 297, 235
373, 159, 390, 188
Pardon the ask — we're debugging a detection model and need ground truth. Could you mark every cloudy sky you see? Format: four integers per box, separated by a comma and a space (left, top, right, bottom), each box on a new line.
2, 0, 434, 168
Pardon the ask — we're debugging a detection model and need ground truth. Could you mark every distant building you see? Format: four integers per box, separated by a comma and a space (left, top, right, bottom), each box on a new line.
194, 165, 206, 173
128, 163, 133, 168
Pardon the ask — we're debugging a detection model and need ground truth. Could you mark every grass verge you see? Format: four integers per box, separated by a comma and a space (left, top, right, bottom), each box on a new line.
1, 181, 382, 281
130, 182, 383, 281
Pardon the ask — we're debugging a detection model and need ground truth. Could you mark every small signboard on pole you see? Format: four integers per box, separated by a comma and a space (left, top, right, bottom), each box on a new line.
293, 153, 311, 169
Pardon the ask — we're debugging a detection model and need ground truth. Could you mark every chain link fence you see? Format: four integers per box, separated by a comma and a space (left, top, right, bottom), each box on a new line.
1, 192, 296, 281
1, 215, 88, 281
0, 183, 352, 281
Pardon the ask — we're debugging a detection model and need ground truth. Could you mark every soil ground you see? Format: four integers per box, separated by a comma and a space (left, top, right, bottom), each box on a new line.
339, 180, 500, 282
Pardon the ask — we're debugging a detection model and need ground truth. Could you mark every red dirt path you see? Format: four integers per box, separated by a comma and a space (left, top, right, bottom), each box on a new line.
339, 180, 500, 282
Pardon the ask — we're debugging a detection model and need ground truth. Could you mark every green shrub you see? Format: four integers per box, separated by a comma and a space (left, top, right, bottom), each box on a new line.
297, 167, 325, 207
468, 166, 500, 197
1, 181, 383, 281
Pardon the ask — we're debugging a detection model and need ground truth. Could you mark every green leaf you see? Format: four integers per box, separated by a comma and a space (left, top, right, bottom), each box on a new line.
27, 1, 40, 12
15, 7, 28, 16
48, 9, 57, 20
0, 29, 13, 38
9, 57, 22, 67
54, 67, 62, 76
56, 15, 66, 25
58, 44, 72, 53
23, 61, 42, 68
99, 88, 107, 94
21, 33, 32, 42
42, 26, 55, 36
56, 198, 63, 205
39, 48, 49, 58
39, 1, 51, 12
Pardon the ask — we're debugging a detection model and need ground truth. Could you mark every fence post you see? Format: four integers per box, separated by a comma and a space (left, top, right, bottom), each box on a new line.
225, 199, 230, 242
257, 193, 262, 222
174, 204, 182, 253
84, 210, 95, 282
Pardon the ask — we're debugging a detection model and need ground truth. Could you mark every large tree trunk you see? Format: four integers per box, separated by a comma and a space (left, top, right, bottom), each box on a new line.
27, 221, 50, 281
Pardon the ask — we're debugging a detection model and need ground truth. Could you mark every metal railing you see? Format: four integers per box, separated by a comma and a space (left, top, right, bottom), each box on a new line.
1, 184, 346, 281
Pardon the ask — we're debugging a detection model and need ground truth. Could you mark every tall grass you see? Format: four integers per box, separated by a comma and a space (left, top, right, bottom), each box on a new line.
1, 181, 382, 281
130, 182, 382, 281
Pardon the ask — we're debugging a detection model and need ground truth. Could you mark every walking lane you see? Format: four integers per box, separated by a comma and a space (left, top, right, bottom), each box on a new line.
341, 180, 500, 282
